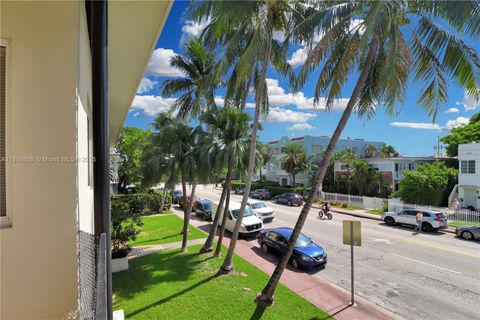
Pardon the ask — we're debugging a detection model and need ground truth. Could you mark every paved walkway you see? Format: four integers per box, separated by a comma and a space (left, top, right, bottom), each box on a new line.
128, 238, 206, 260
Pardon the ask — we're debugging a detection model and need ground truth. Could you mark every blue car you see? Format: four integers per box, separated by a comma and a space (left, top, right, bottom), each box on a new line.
257, 227, 327, 270
194, 199, 213, 221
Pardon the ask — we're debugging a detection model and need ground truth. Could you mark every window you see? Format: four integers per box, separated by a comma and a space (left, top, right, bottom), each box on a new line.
0, 40, 8, 222
461, 160, 476, 174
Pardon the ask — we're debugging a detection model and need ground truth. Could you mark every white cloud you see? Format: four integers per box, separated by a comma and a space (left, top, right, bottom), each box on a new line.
288, 47, 309, 67
180, 20, 209, 44
131, 95, 176, 116
445, 107, 459, 114
137, 78, 157, 94
265, 78, 349, 111
287, 123, 315, 131
444, 117, 469, 130
390, 122, 442, 130
273, 30, 286, 42
390, 116, 470, 131
147, 48, 184, 77
456, 91, 479, 111
267, 107, 316, 123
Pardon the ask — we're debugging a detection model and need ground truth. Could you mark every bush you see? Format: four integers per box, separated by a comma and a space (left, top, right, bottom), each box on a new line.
265, 186, 306, 197
112, 192, 171, 216
111, 199, 143, 259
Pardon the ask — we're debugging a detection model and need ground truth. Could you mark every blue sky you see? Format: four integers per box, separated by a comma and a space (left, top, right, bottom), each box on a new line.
125, 1, 480, 156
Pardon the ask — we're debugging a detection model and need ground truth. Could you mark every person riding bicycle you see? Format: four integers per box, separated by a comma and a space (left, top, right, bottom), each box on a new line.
321, 201, 330, 213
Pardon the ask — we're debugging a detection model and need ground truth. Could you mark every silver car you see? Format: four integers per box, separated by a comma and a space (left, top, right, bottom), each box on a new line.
455, 226, 480, 240
381, 209, 448, 232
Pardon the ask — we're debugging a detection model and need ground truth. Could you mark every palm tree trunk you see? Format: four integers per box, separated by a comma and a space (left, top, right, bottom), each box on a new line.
240, 75, 252, 111
220, 33, 273, 274
180, 173, 187, 233
160, 187, 167, 213
256, 39, 379, 306
181, 182, 196, 253
214, 178, 231, 258
292, 174, 296, 187
199, 167, 230, 253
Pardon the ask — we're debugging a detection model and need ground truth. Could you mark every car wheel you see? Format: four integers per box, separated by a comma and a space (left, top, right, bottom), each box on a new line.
274, 198, 278, 203
261, 243, 269, 253
384, 217, 395, 226
287, 200, 292, 206
291, 257, 300, 269
422, 223, 433, 232
202, 214, 207, 221
461, 231, 474, 240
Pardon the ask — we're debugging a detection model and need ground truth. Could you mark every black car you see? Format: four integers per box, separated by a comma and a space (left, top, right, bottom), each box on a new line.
194, 199, 213, 221
171, 190, 183, 204
273, 193, 303, 206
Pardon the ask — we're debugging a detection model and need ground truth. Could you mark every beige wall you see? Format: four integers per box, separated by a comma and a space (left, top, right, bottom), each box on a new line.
1, 1, 80, 318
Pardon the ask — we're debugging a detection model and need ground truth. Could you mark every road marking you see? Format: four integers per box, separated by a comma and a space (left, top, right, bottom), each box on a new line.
388, 253, 463, 275
274, 218, 289, 224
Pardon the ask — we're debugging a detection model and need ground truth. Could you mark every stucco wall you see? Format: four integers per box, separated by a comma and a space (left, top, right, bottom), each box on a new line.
1, 2, 79, 318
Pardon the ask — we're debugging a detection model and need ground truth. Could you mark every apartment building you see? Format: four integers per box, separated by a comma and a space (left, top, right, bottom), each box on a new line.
265, 135, 384, 186
0, 1, 172, 319
457, 143, 480, 209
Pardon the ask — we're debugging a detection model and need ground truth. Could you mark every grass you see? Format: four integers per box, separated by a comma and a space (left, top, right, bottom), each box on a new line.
448, 220, 480, 228
129, 214, 206, 247
113, 244, 332, 320
367, 209, 384, 216
331, 203, 362, 211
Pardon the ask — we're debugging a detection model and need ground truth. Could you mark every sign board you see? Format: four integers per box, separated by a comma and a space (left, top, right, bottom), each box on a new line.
343, 220, 361, 246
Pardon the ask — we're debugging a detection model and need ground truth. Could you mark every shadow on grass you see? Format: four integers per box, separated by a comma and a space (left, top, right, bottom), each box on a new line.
126, 273, 219, 318
113, 249, 200, 300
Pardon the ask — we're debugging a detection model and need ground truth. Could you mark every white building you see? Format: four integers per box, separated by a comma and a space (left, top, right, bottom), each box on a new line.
458, 143, 480, 209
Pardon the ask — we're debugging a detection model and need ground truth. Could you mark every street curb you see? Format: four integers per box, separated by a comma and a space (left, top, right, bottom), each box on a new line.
315, 205, 457, 234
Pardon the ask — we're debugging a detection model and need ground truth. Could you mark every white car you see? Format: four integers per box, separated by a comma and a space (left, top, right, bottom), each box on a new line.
212, 200, 263, 235
381, 209, 448, 232
247, 199, 275, 222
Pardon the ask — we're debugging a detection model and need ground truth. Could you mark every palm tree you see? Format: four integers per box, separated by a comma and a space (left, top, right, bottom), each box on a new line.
363, 144, 379, 158
190, 0, 295, 274
199, 107, 251, 257
380, 144, 399, 158
257, 141, 271, 181
160, 38, 220, 121
258, 0, 480, 306
149, 115, 203, 253
279, 144, 308, 186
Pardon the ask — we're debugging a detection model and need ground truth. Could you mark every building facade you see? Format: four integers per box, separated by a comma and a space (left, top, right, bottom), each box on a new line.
0, 1, 172, 319
458, 143, 480, 209
334, 156, 450, 192
265, 135, 385, 186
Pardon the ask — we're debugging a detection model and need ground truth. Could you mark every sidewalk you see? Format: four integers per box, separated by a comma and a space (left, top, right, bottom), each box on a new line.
313, 204, 456, 234
180, 211, 401, 320
128, 238, 206, 260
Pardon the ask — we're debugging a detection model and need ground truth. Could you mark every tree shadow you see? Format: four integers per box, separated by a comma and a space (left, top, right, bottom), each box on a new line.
132, 233, 181, 245
125, 273, 219, 318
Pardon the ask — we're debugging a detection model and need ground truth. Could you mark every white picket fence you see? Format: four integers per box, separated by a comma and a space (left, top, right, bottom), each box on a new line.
320, 191, 480, 224
320, 191, 388, 211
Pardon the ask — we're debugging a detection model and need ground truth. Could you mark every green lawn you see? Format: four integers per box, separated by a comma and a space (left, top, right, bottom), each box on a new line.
129, 214, 206, 247
113, 245, 332, 320
448, 220, 480, 228
367, 209, 384, 216
331, 203, 362, 211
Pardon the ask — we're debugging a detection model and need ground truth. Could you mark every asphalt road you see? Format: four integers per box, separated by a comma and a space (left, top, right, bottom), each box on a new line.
192, 185, 480, 320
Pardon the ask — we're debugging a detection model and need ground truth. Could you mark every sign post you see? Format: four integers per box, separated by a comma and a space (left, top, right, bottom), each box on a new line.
343, 220, 361, 305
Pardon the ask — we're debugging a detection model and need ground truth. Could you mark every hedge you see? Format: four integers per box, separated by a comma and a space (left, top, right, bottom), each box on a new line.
112, 191, 172, 216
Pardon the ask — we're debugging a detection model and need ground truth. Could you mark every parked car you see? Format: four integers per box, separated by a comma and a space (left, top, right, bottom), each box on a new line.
171, 190, 183, 204
212, 200, 263, 236
250, 189, 272, 200
273, 193, 303, 206
179, 195, 201, 210
455, 226, 480, 240
194, 199, 213, 221
381, 209, 448, 232
247, 199, 275, 222
257, 227, 327, 270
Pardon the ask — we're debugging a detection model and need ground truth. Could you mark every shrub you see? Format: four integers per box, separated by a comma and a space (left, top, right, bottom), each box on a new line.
265, 186, 306, 197
111, 199, 143, 259
112, 192, 171, 216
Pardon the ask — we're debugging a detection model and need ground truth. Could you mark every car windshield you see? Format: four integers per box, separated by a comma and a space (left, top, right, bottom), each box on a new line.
174, 191, 182, 196
202, 202, 212, 210
293, 233, 311, 247
232, 206, 254, 219
251, 202, 267, 209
